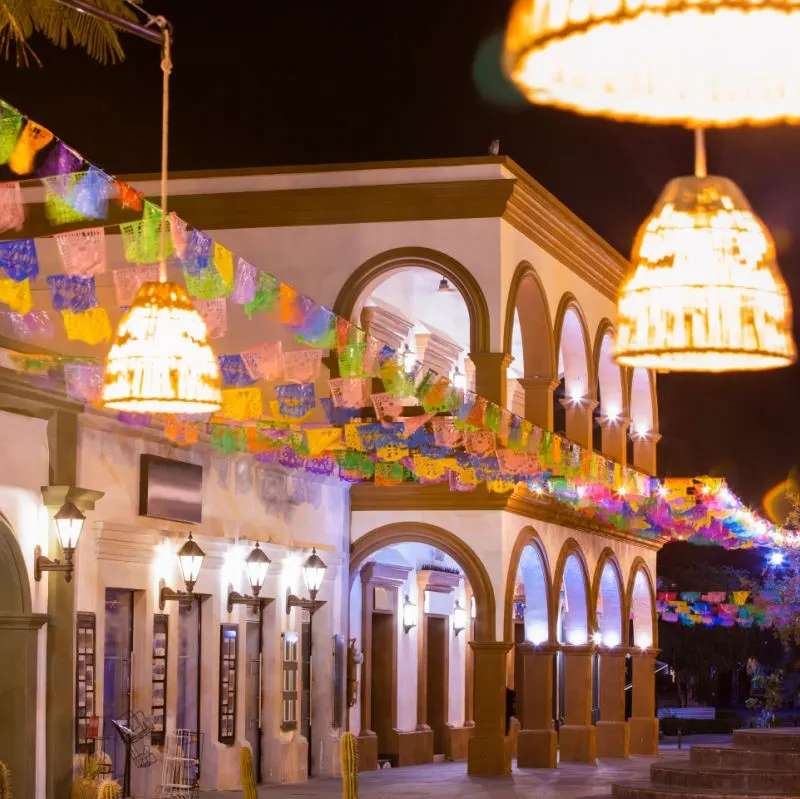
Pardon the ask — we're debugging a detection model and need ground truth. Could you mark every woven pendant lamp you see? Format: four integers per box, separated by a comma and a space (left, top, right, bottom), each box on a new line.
505, 0, 800, 126
102, 26, 222, 414
614, 130, 796, 373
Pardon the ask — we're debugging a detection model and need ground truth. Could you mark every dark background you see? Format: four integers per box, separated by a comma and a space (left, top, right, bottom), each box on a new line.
5, 0, 800, 510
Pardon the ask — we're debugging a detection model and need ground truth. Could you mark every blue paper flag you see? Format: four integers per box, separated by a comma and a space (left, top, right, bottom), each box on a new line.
0, 239, 38, 281
218, 354, 256, 387
47, 275, 97, 313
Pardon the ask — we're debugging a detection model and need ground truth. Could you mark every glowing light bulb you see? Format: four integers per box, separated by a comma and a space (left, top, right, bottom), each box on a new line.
592, 631, 603, 646
770, 551, 785, 566
658, 484, 668, 498
576, 485, 586, 498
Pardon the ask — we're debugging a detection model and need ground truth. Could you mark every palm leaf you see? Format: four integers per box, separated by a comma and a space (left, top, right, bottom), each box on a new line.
0, 0, 141, 66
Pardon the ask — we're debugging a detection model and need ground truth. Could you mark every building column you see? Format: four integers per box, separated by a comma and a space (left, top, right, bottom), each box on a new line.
516, 644, 557, 768
629, 649, 659, 755
467, 641, 513, 776
633, 432, 661, 476
42, 483, 104, 799
600, 417, 629, 466
596, 650, 630, 758
468, 352, 513, 409
517, 377, 559, 430
560, 398, 598, 449
464, 583, 475, 726
416, 572, 430, 731
559, 645, 597, 763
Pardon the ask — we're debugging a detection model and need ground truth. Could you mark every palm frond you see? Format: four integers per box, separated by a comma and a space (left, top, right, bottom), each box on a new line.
0, 0, 141, 66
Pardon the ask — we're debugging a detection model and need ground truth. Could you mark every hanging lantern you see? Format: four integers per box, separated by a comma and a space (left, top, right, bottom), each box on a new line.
614, 130, 796, 373
505, 0, 800, 126
102, 281, 222, 413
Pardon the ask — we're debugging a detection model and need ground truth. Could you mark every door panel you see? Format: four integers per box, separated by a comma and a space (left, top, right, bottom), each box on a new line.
245, 621, 262, 782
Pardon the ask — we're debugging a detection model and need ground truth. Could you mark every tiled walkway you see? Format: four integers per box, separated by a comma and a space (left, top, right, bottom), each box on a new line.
210, 752, 688, 798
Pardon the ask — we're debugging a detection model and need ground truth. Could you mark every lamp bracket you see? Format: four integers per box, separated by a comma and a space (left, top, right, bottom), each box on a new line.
158, 578, 195, 611
286, 592, 326, 617
227, 585, 275, 615
34, 544, 74, 582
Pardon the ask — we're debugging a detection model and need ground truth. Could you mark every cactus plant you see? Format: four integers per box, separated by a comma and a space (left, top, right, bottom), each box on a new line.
340, 732, 359, 799
239, 746, 257, 799
96, 780, 121, 799
0, 760, 11, 799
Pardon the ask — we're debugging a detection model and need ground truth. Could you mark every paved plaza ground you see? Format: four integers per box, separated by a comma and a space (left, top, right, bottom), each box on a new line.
210, 738, 733, 798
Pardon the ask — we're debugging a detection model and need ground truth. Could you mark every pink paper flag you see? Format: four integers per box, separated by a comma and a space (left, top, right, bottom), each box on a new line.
283, 349, 323, 383
402, 410, 436, 436
329, 377, 370, 409
170, 212, 188, 259
194, 297, 228, 339
465, 430, 496, 456
0, 182, 24, 233
371, 391, 404, 423
432, 417, 463, 448
54, 227, 106, 276
112, 265, 160, 307
241, 341, 284, 381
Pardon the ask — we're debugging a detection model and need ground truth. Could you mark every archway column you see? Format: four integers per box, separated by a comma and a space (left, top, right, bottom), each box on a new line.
596, 649, 630, 758
467, 641, 513, 776
633, 431, 661, 476
469, 352, 513, 409
415, 571, 431, 732
559, 645, 597, 763
629, 648, 659, 755
560, 398, 599, 450
516, 643, 557, 768
518, 377, 558, 430
599, 417, 629, 465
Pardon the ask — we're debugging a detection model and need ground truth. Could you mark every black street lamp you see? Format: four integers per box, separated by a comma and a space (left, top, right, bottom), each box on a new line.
34, 501, 86, 582
228, 542, 274, 614
159, 533, 205, 609
286, 548, 327, 615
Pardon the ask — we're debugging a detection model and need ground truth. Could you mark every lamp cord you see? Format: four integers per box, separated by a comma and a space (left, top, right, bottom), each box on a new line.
694, 127, 707, 179
157, 18, 171, 283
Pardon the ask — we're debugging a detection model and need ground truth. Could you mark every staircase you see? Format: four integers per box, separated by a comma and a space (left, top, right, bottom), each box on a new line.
612, 730, 800, 799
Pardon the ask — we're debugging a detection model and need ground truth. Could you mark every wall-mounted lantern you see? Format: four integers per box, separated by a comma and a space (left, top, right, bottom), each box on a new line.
228, 542, 274, 614
453, 600, 467, 636
286, 548, 327, 616
402, 595, 417, 634
160, 533, 205, 609
34, 501, 86, 583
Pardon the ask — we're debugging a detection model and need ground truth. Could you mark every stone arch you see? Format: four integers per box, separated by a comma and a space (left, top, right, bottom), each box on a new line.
628, 368, 658, 438
350, 522, 496, 642
553, 293, 594, 402
590, 548, 625, 648
551, 539, 591, 645
593, 319, 625, 420
503, 262, 557, 380
503, 526, 553, 644
0, 512, 31, 615
626, 558, 657, 649
332, 247, 491, 354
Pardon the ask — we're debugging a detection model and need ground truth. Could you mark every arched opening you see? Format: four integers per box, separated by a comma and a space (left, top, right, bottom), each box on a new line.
349, 523, 495, 770
629, 567, 656, 650
554, 297, 593, 445
332, 248, 492, 391
629, 368, 657, 468
503, 264, 556, 422
594, 324, 625, 456
0, 515, 44, 799
592, 552, 625, 724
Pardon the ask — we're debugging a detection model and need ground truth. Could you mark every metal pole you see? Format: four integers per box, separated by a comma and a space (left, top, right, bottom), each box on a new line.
51, 0, 166, 45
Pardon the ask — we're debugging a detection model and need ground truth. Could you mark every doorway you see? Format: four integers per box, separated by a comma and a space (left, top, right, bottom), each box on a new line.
103, 589, 134, 782
426, 615, 449, 756
370, 611, 395, 758
177, 599, 202, 733
245, 620, 262, 782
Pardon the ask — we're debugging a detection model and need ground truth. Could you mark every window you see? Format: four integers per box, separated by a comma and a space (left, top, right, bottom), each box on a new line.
280, 632, 299, 731
75, 612, 97, 753
151, 614, 169, 746
219, 625, 238, 744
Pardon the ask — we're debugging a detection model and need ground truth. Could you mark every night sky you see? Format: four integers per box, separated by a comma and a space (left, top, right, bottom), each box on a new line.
6, 0, 800, 510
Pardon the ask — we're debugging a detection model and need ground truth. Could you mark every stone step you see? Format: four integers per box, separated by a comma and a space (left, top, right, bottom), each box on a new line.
734, 729, 800, 752
692, 743, 800, 772
612, 779, 792, 799
651, 761, 800, 794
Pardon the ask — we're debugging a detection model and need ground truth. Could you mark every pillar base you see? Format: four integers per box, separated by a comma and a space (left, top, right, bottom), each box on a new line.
467, 733, 512, 776
596, 720, 630, 758
629, 717, 659, 756
357, 733, 379, 771
559, 724, 597, 763
517, 729, 557, 769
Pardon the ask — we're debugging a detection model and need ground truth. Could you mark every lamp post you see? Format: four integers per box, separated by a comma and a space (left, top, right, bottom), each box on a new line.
228, 542, 274, 614
34, 501, 86, 582
159, 533, 206, 609
286, 548, 328, 616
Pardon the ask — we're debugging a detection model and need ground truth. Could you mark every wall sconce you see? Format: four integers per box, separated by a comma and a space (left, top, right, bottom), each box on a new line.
402, 595, 417, 633
228, 542, 274, 614
159, 533, 205, 610
286, 548, 327, 616
34, 501, 86, 582
453, 600, 467, 636
592, 630, 603, 646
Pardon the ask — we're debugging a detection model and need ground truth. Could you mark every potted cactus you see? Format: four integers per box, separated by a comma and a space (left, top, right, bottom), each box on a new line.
96, 779, 121, 799
71, 753, 102, 799
0, 760, 11, 799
